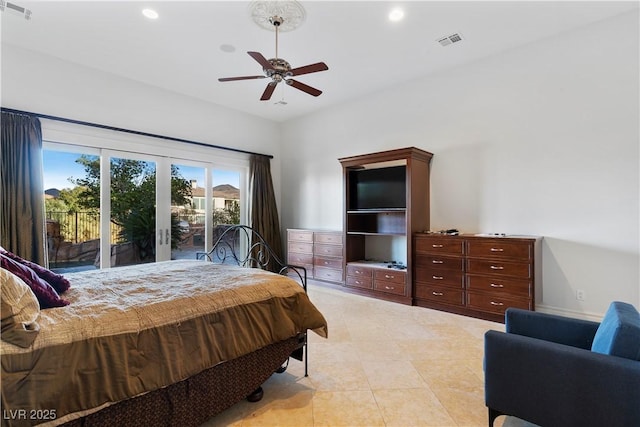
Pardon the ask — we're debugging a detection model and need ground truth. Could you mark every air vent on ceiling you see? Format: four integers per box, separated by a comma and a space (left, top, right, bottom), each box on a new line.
0, 1, 32, 20
437, 33, 463, 47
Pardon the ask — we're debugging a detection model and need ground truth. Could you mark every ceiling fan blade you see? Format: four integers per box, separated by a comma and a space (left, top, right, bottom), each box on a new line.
260, 82, 277, 101
248, 51, 275, 71
286, 79, 323, 97
289, 62, 329, 77
218, 75, 266, 82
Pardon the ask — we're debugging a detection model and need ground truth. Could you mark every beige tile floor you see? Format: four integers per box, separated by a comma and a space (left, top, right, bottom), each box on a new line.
202, 281, 529, 427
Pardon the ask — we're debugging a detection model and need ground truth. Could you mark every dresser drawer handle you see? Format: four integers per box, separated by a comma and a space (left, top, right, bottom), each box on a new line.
355, 280, 361, 285
432, 292, 444, 296
432, 260, 444, 264
355, 270, 361, 274
490, 248, 504, 252
384, 274, 394, 279
432, 244, 444, 248
490, 265, 504, 270
490, 283, 505, 288
490, 301, 505, 306
432, 275, 444, 280
385, 286, 395, 290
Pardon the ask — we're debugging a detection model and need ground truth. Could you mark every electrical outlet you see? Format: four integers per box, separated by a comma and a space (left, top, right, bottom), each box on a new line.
576, 289, 586, 301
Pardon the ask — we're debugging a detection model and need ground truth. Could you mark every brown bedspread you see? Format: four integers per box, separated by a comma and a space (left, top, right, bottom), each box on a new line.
1, 260, 327, 427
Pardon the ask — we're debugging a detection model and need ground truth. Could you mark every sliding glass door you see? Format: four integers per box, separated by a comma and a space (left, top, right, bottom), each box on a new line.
106, 153, 161, 268
170, 162, 206, 260
44, 142, 247, 271
42, 147, 101, 271
170, 164, 244, 261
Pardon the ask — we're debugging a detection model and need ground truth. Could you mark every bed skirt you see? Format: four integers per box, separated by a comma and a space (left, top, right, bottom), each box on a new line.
60, 335, 303, 427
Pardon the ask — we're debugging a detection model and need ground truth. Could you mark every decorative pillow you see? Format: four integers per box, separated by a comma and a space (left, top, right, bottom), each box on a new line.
1, 269, 40, 347
592, 301, 640, 361
0, 246, 70, 293
0, 254, 69, 309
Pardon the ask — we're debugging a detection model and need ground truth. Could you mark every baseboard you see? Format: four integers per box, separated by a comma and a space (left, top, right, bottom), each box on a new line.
535, 304, 604, 322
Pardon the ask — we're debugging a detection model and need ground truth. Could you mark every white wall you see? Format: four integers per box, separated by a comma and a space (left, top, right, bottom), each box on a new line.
280, 11, 640, 319
0, 45, 283, 205
2, 10, 638, 320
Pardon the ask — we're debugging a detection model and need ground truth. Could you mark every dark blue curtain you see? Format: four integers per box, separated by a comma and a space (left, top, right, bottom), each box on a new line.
1, 111, 46, 265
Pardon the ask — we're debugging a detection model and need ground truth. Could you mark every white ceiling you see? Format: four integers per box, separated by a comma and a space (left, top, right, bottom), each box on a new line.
1, 1, 637, 123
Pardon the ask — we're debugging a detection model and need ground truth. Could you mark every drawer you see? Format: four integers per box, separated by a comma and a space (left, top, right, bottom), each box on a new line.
415, 267, 464, 289
466, 274, 531, 298
288, 252, 313, 266
466, 291, 532, 315
314, 232, 343, 245
315, 244, 343, 257
374, 269, 406, 285
314, 256, 343, 270
416, 254, 464, 271
347, 265, 373, 278
346, 274, 373, 289
415, 285, 465, 307
466, 259, 531, 279
466, 239, 532, 261
374, 279, 406, 296
288, 242, 313, 254
415, 236, 464, 255
288, 230, 313, 243
314, 267, 344, 282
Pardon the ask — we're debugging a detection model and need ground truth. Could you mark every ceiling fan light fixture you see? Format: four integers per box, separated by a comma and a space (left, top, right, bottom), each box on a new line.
219, 1, 327, 101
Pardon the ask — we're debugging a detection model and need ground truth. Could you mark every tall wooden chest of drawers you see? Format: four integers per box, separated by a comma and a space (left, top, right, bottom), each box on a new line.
413, 233, 541, 322
287, 229, 344, 284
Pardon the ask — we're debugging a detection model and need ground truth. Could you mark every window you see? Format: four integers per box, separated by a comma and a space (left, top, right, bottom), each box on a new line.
42, 125, 248, 271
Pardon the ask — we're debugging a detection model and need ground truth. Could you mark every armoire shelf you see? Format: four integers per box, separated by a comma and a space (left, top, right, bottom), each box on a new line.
347, 209, 406, 235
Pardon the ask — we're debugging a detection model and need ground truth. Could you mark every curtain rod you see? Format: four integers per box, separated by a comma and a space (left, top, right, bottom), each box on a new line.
0, 107, 274, 159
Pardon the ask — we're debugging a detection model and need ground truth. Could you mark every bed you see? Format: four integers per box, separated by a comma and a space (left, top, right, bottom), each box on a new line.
1, 226, 328, 427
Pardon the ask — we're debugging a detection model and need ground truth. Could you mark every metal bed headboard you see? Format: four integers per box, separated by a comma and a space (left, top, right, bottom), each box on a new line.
196, 224, 307, 291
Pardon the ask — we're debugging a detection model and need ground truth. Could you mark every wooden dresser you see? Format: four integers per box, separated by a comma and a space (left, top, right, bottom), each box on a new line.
413, 233, 541, 322
287, 229, 344, 284
345, 262, 408, 299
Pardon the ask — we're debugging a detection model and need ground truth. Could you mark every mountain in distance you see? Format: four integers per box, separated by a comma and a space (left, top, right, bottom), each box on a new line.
212, 184, 239, 199
44, 188, 60, 198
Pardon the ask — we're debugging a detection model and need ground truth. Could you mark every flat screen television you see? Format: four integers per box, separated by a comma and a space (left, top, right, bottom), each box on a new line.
348, 166, 406, 210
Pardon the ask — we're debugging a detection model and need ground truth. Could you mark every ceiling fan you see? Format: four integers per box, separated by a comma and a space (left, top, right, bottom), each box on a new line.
218, 15, 328, 101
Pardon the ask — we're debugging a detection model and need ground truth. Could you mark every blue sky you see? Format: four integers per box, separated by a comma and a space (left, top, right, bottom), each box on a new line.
43, 150, 240, 190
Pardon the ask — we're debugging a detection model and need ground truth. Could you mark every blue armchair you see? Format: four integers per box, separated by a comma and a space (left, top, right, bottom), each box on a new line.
484, 303, 640, 427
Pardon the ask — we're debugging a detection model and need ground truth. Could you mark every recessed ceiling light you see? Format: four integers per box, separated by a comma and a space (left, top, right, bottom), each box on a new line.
389, 8, 404, 22
142, 8, 158, 20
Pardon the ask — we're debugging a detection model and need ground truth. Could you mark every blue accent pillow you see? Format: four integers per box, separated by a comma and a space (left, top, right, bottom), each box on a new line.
591, 301, 640, 361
